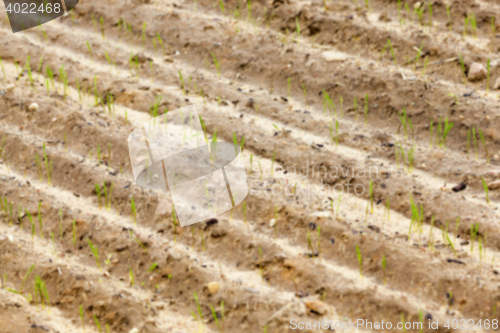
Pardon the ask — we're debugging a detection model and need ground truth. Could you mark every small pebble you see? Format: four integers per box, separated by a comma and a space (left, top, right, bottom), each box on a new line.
208, 281, 220, 294
269, 219, 276, 227
28, 102, 39, 111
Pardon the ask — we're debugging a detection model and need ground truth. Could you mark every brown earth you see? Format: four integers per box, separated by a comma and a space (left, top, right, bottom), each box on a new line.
1, 0, 500, 332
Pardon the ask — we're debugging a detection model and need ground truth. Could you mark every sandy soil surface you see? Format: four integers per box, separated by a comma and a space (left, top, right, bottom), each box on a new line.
1, 0, 500, 331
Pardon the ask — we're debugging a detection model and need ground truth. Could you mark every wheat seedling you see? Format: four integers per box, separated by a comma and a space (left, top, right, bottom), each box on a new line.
131, 196, 137, 224
79, 305, 86, 333
478, 129, 490, 163
387, 39, 396, 66
481, 178, 490, 204
42, 143, 52, 185
472, 127, 478, 160
26, 210, 35, 239
212, 53, 221, 76
87, 238, 101, 270
487, 59, 491, 94
19, 263, 35, 294
356, 245, 363, 278
38, 201, 43, 238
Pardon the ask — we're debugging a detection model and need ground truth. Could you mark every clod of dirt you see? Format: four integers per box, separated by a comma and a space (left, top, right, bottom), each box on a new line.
28, 103, 39, 111
322, 51, 348, 62
129, 328, 140, 333
452, 182, 466, 192
305, 300, 329, 315
164, 56, 174, 63
488, 180, 500, 190
368, 225, 381, 233
132, 53, 151, 64
207, 281, 220, 294
6, 84, 15, 91
493, 77, 500, 90
467, 63, 487, 81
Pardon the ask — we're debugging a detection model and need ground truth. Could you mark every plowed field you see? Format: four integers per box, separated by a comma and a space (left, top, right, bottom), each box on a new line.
1, 0, 500, 332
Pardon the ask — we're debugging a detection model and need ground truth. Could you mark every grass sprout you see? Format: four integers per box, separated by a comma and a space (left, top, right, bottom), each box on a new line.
356, 245, 363, 278
87, 238, 101, 270
481, 178, 490, 204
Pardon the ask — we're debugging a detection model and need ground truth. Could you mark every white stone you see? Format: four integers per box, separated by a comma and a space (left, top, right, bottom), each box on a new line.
322, 51, 348, 62
28, 103, 39, 111
468, 62, 487, 81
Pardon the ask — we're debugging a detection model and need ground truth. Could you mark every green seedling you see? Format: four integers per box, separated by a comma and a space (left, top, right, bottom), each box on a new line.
172, 205, 178, 242
487, 59, 491, 94
492, 17, 496, 36
87, 238, 101, 270
478, 129, 490, 163
212, 52, 220, 76
80, 305, 86, 333
86, 41, 92, 62
210, 304, 222, 332
385, 198, 390, 220
26, 210, 35, 239
471, 223, 478, 253
481, 178, 490, 204
323, 91, 336, 116
317, 226, 322, 258
129, 267, 135, 286
307, 230, 315, 258
179, 70, 185, 95
446, 5, 452, 31
100, 17, 105, 39
19, 263, 35, 294
242, 201, 247, 224
131, 196, 137, 224
148, 263, 158, 272
441, 117, 453, 148
156, 33, 166, 55
38, 201, 43, 238
95, 184, 102, 209
356, 245, 363, 278
42, 143, 52, 186
428, 2, 433, 28
93, 315, 102, 332
398, 107, 409, 139
445, 231, 456, 257
387, 39, 396, 66
193, 292, 204, 328
296, 17, 301, 37
401, 314, 406, 333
